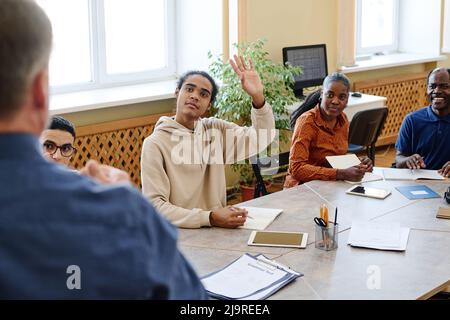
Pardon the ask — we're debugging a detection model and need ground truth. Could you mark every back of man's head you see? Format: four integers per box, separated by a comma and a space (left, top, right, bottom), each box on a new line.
49, 116, 76, 139
0, 0, 52, 119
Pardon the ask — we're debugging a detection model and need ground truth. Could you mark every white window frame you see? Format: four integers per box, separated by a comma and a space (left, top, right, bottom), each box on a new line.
356, 0, 400, 56
51, 0, 176, 94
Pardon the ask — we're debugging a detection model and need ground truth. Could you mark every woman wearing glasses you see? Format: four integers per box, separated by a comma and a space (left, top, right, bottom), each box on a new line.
284, 72, 373, 188
40, 116, 77, 167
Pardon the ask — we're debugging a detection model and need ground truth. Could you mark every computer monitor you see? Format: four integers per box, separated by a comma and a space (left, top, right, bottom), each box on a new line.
282, 44, 328, 98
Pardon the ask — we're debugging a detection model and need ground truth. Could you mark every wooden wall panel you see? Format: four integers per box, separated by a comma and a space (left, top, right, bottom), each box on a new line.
354, 72, 428, 146
70, 112, 173, 188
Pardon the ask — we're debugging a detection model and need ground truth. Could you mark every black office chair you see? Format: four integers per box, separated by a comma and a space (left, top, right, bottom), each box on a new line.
251, 152, 290, 198
347, 107, 388, 165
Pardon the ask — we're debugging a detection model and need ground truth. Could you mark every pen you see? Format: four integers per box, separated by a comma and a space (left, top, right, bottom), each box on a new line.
255, 256, 290, 272
230, 206, 254, 219
334, 207, 338, 225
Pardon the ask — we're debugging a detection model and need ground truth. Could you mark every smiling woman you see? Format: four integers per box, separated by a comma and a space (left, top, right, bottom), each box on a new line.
284, 72, 373, 187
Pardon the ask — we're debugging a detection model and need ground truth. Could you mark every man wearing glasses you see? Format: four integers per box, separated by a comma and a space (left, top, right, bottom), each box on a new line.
395, 68, 450, 177
40, 116, 77, 167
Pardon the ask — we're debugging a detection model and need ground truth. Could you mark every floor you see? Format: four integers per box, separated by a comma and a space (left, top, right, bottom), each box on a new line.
227, 144, 397, 205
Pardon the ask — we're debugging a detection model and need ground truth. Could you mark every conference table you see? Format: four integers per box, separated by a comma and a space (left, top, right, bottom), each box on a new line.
178, 169, 450, 300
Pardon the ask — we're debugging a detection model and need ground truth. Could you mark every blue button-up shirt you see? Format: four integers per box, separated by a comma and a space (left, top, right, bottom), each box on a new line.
396, 105, 450, 170
0, 134, 206, 299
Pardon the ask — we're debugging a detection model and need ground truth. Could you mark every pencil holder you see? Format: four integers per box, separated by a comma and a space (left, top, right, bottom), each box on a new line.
315, 223, 338, 251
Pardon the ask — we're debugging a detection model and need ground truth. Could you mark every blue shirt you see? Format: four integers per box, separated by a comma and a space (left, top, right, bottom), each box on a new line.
395, 106, 450, 170
0, 134, 206, 299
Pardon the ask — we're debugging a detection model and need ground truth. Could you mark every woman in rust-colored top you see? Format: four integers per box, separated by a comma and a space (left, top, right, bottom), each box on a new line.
284, 73, 373, 188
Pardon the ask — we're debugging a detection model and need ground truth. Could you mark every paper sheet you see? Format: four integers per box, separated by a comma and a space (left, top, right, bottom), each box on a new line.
382, 168, 445, 181
201, 254, 301, 300
326, 154, 361, 169
345, 172, 384, 184
236, 206, 283, 230
348, 221, 410, 251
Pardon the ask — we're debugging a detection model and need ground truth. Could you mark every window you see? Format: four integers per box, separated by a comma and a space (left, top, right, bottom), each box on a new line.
356, 0, 400, 56
37, 0, 175, 93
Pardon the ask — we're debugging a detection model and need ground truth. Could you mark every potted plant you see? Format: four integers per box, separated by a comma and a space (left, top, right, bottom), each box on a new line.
208, 38, 302, 200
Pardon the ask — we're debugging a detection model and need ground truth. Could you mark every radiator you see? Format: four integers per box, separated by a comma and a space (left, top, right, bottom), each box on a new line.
353, 72, 428, 146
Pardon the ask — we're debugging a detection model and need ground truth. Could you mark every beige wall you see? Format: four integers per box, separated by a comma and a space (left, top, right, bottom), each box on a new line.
243, 0, 446, 85
65, 0, 450, 127
63, 0, 450, 187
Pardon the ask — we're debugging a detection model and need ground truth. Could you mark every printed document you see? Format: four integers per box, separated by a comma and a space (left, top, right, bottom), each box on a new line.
348, 221, 410, 251
201, 253, 301, 300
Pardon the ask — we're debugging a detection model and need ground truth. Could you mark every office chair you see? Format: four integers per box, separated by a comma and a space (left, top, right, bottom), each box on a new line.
251, 152, 290, 198
347, 107, 388, 165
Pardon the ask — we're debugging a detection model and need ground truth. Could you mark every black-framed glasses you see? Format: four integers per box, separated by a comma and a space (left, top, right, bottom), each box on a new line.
42, 141, 76, 157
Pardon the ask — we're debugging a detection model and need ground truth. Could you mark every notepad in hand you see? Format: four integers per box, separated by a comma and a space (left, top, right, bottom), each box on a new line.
326, 154, 361, 169
236, 206, 283, 230
437, 207, 450, 219
382, 168, 445, 181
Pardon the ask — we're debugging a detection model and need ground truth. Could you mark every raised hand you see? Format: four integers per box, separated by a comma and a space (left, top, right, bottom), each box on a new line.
229, 54, 265, 108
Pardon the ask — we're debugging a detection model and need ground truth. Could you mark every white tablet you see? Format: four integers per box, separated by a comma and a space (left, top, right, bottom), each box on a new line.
345, 185, 391, 199
247, 230, 308, 248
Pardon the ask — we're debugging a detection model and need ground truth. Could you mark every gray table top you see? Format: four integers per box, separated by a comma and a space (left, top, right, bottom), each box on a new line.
178, 172, 450, 299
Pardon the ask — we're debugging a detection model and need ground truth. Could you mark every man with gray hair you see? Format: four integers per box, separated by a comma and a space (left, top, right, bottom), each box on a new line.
0, 0, 206, 299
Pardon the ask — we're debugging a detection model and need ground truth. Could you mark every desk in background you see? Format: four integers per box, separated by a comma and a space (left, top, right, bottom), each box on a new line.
287, 92, 387, 122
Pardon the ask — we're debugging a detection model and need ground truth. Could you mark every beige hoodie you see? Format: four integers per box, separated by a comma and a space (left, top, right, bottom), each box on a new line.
141, 102, 276, 228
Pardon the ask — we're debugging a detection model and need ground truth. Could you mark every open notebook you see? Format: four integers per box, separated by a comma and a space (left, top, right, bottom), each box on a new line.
236, 206, 283, 230
382, 168, 445, 181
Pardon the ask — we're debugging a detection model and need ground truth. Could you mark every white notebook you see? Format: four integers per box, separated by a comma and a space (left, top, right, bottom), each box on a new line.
236, 206, 283, 231
348, 221, 410, 251
326, 154, 361, 169
382, 168, 445, 181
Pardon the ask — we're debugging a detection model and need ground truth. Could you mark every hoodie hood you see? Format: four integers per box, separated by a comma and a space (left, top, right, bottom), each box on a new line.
153, 116, 208, 167
154, 116, 203, 137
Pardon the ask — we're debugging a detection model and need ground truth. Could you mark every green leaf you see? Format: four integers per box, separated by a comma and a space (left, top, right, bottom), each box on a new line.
208, 38, 303, 185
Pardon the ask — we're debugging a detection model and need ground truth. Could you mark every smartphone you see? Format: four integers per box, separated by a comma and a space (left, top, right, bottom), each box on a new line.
345, 185, 391, 199
247, 230, 308, 248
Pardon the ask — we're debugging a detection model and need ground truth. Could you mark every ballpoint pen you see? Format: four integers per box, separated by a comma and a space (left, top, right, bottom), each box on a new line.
334, 207, 338, 225
230, 206, 254, 219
